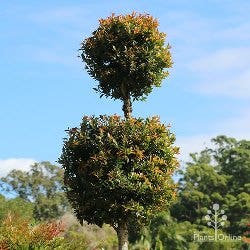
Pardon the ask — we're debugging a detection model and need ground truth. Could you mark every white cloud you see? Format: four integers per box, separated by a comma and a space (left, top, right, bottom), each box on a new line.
196, 69, 250, 98
176, 110, 250, 164
216, 110, 250, 139
218, 23, 250, 42
189, 47, 250, 73
189, 47, 250, 98
176, 135, 213, 163
0, 158, 36, 178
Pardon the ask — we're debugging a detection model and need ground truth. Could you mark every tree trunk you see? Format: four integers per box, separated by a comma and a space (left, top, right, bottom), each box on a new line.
122, 96, 132, 119
117, 221, 129, 250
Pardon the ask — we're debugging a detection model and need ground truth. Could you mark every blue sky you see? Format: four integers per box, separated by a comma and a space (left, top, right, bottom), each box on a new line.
1, 0, 249, 176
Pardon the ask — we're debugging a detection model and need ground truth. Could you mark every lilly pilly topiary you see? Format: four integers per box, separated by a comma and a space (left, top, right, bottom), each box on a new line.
80, 12, 172, 119
60, 12, 177, 250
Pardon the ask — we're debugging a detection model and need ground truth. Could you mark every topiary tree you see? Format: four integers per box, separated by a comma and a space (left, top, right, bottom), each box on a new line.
80, 12, 172, 119
60, 13, 177, 250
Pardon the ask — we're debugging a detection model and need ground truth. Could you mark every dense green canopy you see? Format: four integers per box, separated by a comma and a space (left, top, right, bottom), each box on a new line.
59, 115, 179, 228
80, 12, 172, 118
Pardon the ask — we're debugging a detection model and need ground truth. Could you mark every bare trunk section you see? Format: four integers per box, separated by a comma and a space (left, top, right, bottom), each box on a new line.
117, 221, 129, 250
122, 97, 132, 119
120, 82, 132, 119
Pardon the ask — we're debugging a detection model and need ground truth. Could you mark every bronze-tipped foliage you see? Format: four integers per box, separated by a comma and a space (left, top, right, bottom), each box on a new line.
59, 115, 179, 228
80, 12, 172, 118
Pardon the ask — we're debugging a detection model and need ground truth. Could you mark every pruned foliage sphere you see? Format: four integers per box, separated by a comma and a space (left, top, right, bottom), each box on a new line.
59, 115, 179, 227
80, 12, 172, 102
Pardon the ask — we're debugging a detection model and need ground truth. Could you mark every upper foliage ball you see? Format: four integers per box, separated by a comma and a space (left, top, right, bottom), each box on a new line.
80, 12, 173, 101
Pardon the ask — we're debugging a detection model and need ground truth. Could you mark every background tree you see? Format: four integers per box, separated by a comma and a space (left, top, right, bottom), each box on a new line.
212, 135, 250, 195
171, 149, 229, 224
0, 161, 69, 221
59, 115, 179, 249
171, 136, 250, 238
80, 12, 172, 119
211, 136, 250, 235
0, 195, 34, 222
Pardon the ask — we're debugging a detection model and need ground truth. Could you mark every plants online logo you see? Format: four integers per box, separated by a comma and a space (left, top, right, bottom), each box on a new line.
205, 203, 227, 240
193, 203, 242, 242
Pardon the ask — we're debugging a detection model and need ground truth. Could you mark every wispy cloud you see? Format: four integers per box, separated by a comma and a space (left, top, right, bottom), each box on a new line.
189, 47, 250, 72
218, 22, 250, 42
0, 158, 36, 177
195, 69, 250, 98
176, 135, 213, 163
17, 6, 99, 66
217, 110, 250, 138
188, 47, 250, 98
176, 109, 250, 163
